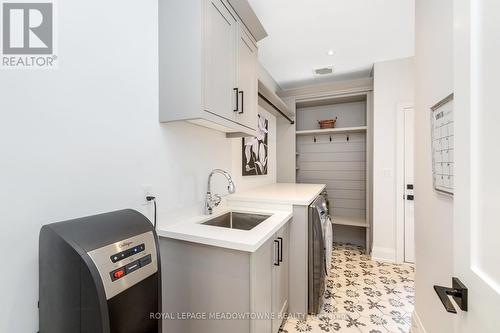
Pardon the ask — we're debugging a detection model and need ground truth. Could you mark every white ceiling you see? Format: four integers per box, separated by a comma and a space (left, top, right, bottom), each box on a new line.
248, 0, 415, 89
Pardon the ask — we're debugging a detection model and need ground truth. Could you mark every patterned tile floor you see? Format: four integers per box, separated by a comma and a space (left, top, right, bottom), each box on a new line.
280, 243, 415, 333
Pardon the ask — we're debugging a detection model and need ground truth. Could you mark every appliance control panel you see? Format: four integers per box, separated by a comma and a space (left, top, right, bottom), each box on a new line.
87, 231, 158, 300
110, 254, 152, 281
110, 243, 145, 263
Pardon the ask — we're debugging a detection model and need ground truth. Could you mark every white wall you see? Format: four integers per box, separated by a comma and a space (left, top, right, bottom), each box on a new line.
372, 57, 414, 261
0, 1, 276, 331
413, 0, 454, 331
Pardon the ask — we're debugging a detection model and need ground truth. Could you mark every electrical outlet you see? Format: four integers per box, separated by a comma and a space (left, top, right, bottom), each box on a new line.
142, 185, 153, 204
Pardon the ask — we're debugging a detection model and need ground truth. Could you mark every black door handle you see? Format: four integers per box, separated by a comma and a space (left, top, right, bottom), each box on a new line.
277, 237, 283, 262
273, 240, 280, 266
434, 277, 468, 313
238, 90, 244, 114
233, 88, 239, 112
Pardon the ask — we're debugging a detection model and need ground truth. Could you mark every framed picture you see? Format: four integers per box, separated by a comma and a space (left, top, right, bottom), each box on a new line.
431, 93, 454, 195
242, 114, 268, 176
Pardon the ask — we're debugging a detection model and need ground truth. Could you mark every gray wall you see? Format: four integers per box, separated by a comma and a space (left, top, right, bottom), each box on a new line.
296, 101, 366, 131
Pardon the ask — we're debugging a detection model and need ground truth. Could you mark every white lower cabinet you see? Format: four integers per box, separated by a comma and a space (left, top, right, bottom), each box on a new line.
272, 223, 290, 332
161, 220, 290, 333
251, 222, 290, 333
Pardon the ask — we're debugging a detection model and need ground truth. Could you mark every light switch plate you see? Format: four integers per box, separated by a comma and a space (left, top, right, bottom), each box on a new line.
382, 168, 392, 178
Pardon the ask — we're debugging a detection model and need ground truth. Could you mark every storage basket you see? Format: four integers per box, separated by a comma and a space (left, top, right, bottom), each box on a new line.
318, 117, 337, 129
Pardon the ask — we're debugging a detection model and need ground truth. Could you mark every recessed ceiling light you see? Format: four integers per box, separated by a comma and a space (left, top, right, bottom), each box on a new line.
327, 50, 334, 56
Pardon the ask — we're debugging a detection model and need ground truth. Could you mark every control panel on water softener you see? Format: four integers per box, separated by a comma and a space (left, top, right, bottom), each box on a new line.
109, 244, 152, 281
86, 229, 159, 300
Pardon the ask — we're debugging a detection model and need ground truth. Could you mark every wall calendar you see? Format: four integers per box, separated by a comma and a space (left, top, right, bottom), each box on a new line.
431, 93, 454, 195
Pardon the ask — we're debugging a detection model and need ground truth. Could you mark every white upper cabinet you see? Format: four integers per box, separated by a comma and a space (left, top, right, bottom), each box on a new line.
159, 0, 266, 136
234, 26, 258, 129
204, 0, 237, 120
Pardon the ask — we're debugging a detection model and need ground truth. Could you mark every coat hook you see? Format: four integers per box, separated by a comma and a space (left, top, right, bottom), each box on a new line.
329, 135, 332, 142
314, 136, 317, 143
347, 135, 350, 142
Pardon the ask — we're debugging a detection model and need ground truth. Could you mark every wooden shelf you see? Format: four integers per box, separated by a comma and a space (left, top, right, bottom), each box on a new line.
296, 126, 367, 136
331, 216, 369, 228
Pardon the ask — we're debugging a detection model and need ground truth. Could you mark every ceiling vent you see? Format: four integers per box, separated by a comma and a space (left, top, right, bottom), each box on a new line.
313, 66, 334, 76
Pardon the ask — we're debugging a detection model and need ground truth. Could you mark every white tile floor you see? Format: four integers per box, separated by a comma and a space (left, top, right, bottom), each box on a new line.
280, 243, 415, 333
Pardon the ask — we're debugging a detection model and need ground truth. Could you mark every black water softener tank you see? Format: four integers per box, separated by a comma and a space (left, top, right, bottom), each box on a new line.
39, 209, 162, 333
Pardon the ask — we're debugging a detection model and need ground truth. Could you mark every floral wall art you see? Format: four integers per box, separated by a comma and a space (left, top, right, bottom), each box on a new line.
242, 114, 268, 176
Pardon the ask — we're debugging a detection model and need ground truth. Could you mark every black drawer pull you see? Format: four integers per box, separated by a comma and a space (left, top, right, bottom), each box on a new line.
278, 237, 283, 262
273, 240, 280, 266
238, 90, 244, 114
233, 88, 239, 112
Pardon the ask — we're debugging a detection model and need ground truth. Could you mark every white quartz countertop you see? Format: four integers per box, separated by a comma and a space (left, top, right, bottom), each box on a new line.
157, 208, 292, 252
226, 183, 326, 206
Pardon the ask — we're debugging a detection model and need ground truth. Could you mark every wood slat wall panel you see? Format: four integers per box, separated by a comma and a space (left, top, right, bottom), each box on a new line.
296, 132, 366, 144
327, 189, 366, 200
331, 198, 366, 210
297, 132, 367, 219
299, 151, 366, 162
299, 179, 366, 191
298, 142, 365, 153
332, 208, 365, 218
299, 161, 365, 171
299, 170, 366, 181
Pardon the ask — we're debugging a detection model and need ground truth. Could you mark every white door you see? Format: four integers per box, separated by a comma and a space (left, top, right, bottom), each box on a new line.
204, 0, 237, 120
234, 25, 258, 130
404, 107, 415, 263
452, 0, 500, 330
396, 105, 415, 264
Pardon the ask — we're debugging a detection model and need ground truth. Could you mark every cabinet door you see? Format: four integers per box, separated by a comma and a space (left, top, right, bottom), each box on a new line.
250, 236, 274, 333
272, 223, 290, 332
271, 234, 281, 333
280, 223, 290, 316
234, 25, 258, 130
204, 0, 237, 120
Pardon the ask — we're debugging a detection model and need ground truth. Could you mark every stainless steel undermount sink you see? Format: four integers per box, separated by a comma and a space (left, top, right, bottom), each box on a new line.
201, 212, 272, 231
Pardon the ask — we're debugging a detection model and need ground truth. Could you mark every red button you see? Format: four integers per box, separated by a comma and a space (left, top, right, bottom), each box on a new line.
113, 269, 125, 279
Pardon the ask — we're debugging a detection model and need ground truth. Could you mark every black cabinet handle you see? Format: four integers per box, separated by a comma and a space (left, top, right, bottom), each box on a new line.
434, 277, 468, 313
233, 88, 239, 112
273, 240, 280, 266
277, 237, 283, 262
406, 194, 414, 200
238, 90, 244, 114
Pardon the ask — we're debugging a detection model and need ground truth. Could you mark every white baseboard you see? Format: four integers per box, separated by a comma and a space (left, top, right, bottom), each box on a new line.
411, 311, 427, 333
371, 246, 396, 263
